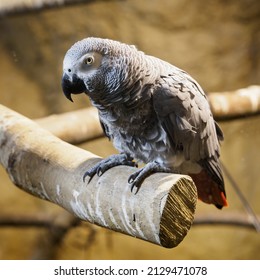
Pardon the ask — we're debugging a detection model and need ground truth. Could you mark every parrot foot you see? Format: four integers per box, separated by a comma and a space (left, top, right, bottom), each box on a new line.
83, 153, 137, 183
128, 161, 172, 193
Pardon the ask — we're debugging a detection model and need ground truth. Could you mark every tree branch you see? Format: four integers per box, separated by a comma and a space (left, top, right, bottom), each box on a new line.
0, 0, 121, 16
35, 107, 103, 144
0, 212, 79, 229
1, 212, 258, 231
34, 85, 260, 145
0, 104, 197, 248
208, 85, 260, 121
193, 213, 260, 231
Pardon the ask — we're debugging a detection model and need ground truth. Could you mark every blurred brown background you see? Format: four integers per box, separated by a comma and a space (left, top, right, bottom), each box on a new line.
0, 0, 259, 259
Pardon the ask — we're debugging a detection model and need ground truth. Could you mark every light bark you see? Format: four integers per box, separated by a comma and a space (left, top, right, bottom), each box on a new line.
34, 86, 260, 145
208, 85, 260, 121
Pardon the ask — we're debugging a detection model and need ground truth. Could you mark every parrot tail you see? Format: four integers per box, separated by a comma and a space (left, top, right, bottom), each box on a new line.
189, 170, 228, 209
190, 162, 260, 232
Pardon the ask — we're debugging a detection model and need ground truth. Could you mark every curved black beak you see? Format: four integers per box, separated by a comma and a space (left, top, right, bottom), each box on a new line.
61, 73, 86, 102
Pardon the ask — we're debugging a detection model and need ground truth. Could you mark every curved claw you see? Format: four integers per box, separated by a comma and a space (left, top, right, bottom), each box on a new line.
83, 161, 105, 183
83, 154, 137, 184
128, 162, 172, 194
128, 173, 138, 184
97, 166, 104, 177
128, 170, 146, 193
83, 170, 96, 183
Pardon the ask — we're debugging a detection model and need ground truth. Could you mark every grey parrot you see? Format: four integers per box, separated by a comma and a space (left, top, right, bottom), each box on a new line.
62, 37, 228, 209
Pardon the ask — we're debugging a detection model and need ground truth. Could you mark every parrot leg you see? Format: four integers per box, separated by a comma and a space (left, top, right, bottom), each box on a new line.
83, 153, 137, 183
128, 161, 172, 193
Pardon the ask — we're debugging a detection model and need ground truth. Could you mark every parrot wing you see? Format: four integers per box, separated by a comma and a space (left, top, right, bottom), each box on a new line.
152, 73, 227, 208
153, 73, 222, 161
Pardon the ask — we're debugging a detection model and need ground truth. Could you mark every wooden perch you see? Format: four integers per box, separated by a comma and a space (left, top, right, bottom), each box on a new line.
36, 107, 103, 144
34, 85, 260, 145
0, 0, 118, 16
0, 104, 197, 248
208, 85, 260, 121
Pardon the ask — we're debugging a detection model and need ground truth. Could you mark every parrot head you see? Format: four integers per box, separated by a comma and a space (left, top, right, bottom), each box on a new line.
62, 40, 105, 102
62, 37, 140, 105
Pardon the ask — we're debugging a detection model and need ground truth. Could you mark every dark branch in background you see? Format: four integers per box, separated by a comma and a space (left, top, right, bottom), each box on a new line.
193, 213, 260, 231
0, 212, 80, 259
0, 213, 79, 229
30, 212, 81, 259
0, 0, 124, 17
1, 212, 259, 231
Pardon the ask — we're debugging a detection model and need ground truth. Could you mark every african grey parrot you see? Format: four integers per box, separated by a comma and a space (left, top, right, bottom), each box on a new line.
62, 37, 228, 209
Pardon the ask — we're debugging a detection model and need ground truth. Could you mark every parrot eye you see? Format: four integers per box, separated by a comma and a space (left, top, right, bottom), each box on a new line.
84, 56, 94, 65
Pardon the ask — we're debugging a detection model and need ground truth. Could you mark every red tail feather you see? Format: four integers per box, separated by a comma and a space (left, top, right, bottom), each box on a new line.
189, 170, 228, 208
